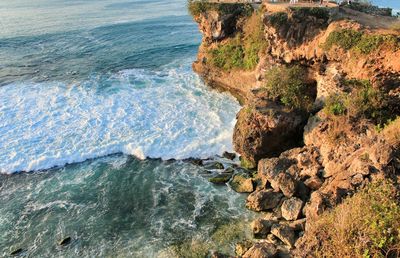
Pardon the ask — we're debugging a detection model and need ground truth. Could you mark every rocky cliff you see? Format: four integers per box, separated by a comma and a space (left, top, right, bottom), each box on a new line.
190, 1, 400, 257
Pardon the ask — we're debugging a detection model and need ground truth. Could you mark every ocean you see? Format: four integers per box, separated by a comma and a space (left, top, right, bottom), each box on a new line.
0, 0, 251, 257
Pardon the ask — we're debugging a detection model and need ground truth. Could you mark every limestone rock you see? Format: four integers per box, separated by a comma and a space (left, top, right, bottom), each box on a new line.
281, 197, 304, 221
251, 218, 276, 239
233, 99, 307, 168
303, 192, 325, 219
246, 189, 283, 212
243, 242, 278, 258
258, 158, 298, 198
271, 224, 296, 248
304, 176, 323, 190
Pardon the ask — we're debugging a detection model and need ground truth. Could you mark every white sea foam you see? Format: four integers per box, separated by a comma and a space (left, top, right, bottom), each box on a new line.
0, 65, 240, 173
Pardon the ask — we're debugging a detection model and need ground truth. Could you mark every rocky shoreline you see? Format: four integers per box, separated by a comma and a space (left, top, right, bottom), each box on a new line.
189, 1, 400, 257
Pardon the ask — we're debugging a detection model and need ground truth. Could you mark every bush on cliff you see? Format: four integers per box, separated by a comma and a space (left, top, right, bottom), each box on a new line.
188, 0, 252, 17
264, 65, 314, 110
209, 11, 267, 71
324, 79, 393, 126
300, 179, 400, 257
323, 29, 400, 54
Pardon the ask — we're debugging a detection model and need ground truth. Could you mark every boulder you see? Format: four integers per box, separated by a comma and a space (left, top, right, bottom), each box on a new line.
286, 218, 307, 231
246, 189, 283, 212
229, 174, 254, 193
271, 224, 296, 248
243, 242, 278, 258
233, 99, 307, 168
304, 176, 323, 190
251, 219, 276, 239
303, 192, 325, 219
281, 197, 304, 221
258, 158, 298, 198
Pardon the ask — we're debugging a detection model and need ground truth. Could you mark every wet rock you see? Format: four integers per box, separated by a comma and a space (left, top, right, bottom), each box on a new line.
208, 173, 232, 184
229, 173, 254, 193
222, 151, 236, 160
281, 197, 304, 221
184, 158, 204, 166
271, 224, 295, 248
251, 218, 276, 239
58, 236, 72, 246
246, 189, 283, 212
223, 167, 235, 174
10, 248, 23, 256
235, 240, 253, 256
243, 242, 278, 258
233, 99, 307, 168
205, 162, 224, 170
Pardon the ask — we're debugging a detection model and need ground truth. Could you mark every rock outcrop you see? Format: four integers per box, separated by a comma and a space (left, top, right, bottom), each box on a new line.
190, 1, 400, 256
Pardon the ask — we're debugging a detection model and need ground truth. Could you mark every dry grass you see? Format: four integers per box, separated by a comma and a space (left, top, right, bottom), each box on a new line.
382, 117, 400, 145
300, 180, 400, 258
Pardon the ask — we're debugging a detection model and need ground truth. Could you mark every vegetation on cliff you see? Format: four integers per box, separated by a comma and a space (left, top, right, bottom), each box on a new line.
188, 0, 252, 17
300, 180, 400, 258
324, 79, 395, 126
264, 65, 314, 110
208, 11, 267, 71
323, 29, 400, 54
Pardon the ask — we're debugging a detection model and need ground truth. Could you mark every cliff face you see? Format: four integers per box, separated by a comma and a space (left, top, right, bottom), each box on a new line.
191, 2, 400, 257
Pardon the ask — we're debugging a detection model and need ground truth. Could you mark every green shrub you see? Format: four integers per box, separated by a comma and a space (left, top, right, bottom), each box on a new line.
290, 7, 330, 21
323, 29, 363, 50
264, 65, 313, 110
323, 29, 400, 54
188, 0, 253, 17
209, 36, 244, 70
324, 94, 347, 116
209, 11, 267, 71
323, 79, 394, 126
302, 179, 400, 258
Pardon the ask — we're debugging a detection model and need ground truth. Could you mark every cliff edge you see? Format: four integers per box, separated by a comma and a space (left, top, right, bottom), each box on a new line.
190, 1, 400, 257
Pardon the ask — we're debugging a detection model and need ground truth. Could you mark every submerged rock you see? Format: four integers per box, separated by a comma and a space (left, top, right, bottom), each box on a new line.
235, 240, 253, 256
246, 189, 283, 212
204, 162, 224, 170
208, 173, 232, 184
10, 248, 23, 256
58, 236, 72, 246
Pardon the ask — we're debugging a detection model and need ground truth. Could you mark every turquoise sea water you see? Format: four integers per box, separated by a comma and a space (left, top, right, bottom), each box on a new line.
0, 0, 251, 257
